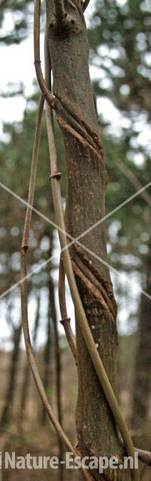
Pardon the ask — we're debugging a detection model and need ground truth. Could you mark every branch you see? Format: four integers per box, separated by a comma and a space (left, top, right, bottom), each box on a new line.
59, 257, 78, 365
20, 134, 92, 481
20, 86, 75, 474
20, 254, 71, 450
83, 0, 91, 12
47, 270, 64, 481
20, 256, 93, 481
136, 448, 151, 466
34, 0, 55, 107
21, 95, 44, 249
34, 0, 104, 156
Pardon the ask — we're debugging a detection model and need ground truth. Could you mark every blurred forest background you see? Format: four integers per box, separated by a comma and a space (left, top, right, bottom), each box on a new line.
0, 0, 151, 480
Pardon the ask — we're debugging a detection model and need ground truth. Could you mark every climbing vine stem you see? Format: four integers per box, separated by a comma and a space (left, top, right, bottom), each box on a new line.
21, 0, 142, 480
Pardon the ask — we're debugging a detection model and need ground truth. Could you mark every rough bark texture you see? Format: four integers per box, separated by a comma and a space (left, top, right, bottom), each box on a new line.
131, 242, 151, 446
46, 0, 124, 478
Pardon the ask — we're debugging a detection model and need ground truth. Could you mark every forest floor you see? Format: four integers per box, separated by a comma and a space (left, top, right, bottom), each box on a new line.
0, 334, 150, 481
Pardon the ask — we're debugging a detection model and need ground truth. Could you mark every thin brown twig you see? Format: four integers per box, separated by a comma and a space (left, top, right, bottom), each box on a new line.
20, 255, 70, 448
20, 257, 93, 481
59, 257, 78, 365
18, 292, 41, 425
20, 70, 74, 469
20, 183, 92, 481
136, 448, 151, 466
21, 94, 44, 248
34, 0, 55, 107
48, 272, 64, 481
45, 31, 64, 481
19, 75, 69, 453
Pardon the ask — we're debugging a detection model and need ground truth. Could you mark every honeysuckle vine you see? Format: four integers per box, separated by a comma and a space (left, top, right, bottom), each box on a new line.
20, 0, 151, 479
33, 0, 137, 479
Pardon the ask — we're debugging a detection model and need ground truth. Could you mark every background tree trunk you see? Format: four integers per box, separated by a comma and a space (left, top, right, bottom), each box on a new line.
131, 240, 151, 447
1, 323, 22, 426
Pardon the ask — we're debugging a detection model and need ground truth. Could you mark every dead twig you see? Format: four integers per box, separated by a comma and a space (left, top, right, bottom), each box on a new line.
59, 257, 78, 365
21, 95, 44, 248
136, 448, 151, 466
20, 254, 93, 481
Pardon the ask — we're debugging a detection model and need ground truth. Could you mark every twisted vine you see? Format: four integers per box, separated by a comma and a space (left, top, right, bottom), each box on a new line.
20, 66, 93, 481
20, 0, 141, 480
36, 3, 138, 481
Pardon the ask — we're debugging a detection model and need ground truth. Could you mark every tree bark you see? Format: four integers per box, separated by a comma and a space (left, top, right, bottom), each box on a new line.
46, 1, 124, 478
131, 241, 151, 446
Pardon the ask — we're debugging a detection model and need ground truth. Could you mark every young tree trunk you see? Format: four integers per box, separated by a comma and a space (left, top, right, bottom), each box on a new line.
131, 241, 151, 445
46, 1, 126, 479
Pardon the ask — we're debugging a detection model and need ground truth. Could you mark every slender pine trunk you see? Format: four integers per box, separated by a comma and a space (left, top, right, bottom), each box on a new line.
1, 323, 22, 426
